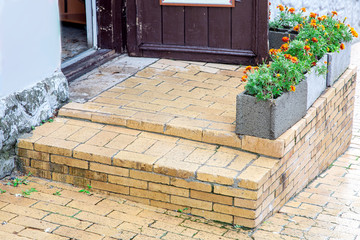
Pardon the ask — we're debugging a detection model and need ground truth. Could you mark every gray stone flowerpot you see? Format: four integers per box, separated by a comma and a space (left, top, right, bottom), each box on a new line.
235, 80, 307, 140
306, 56, 327, 109
326, 42, 351, 86
269, 29, 297, 49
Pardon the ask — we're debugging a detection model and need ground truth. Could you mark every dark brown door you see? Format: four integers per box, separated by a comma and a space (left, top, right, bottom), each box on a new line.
126, 0, 268, 65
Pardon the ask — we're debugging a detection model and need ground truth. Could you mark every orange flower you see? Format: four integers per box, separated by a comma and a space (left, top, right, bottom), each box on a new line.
290, 86, 296, 92
284, 54, 292, 60
277, 5, 284, 11
281, 43, 289, 51
269, 2, 271, 5
304, 45, 311, 51
308, 52, 313, 56
311, 62, 317, 66
321, 15, 327, 20
276, 74, 280, 77
291, 57, 298, 63
324, 61, 327, 64
301, 8, 306, 12
293, 25, 300, 31
245, 66, 252, 71
351, 27, 359, 38
332, 11, 338, 16
241, 75, 248, 82
312, 37, 318, 43
340, 43, 345, 50
289, 7, 295, 14
310, 12, 317, 18
335, 24, 340, 29
282, 36, 290, 43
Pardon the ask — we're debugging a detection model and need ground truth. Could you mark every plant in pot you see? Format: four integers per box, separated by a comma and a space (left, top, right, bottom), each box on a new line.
236, 36, 326, 140
312, 11, 358, 86
269, 5, 305, 49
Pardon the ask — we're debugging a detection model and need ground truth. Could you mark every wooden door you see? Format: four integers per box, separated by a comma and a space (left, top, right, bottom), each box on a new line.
126, 0, 268, 65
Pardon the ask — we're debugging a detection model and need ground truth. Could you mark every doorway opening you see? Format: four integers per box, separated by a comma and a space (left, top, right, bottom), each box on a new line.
59, 0, 97, 64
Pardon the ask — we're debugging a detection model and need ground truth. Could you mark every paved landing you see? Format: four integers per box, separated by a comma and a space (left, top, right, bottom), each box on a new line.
60, 60, 247, 148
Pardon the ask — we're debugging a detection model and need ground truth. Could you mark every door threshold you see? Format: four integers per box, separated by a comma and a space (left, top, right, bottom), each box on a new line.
61, 49, 120, 82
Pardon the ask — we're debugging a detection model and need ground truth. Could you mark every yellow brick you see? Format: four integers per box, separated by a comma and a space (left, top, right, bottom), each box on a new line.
49, 124, 82, 140
91, 180, 129, 195
130, 188, 170, 202
149, 183, 189, 197
234, 198, 259, 209
130, 170, 170, 184
242, 135, 285, 158
171, 196, 212, 210
126, 118, 164, 133
52, 172, 90, 187
91, 113, 127, 126
85, 131, 118, 147
34, 137, 78, 157
291, 119, 307, 138
17, 134, 43, 150
190, 190, 232, 205
73, 144, 117, 165
108, 175, 147, 189
68, 167, 107, 182
150, 200, 186, 212
191, 208, 233, 224
202, 129, 242, 148
196, 166, 237, 185
90, 162, 129, 176
164, 124, 202, 142
25, 167, 51, 179
124, 137, 157, 153
17, 149, 49, 161
113, 151, 158, 172
31, 159, 50, 170
105, 134, 137, 149
51, 155, 88, 169
237, 166, 270, 190
154, 157, 198, 178
213, 204, 256, 219
58, 108, 92, 120
170, 178, 211, 192
214, 185, 260, 200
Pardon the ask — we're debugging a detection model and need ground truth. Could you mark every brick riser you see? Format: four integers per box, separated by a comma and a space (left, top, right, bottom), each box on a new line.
17, 68, 356, 228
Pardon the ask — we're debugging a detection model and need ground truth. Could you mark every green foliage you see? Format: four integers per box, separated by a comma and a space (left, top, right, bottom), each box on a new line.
177, 207, 188, 213
245, 7, 357, 101
7, 172, 32, 187
53, 191, 62, 196
269, 5, 305, 29
0, 189, 6, 194
79, 184, 92, 195
22, 188, 38, 196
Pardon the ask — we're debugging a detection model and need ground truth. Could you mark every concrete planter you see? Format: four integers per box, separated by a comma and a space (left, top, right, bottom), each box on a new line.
236, 80, 307, 140
326, 42, 351, 87
269, 29, 297, 49
306, 56, 327, 109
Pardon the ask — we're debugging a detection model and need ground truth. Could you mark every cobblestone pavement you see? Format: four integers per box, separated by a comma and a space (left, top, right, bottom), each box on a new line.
1, 44, 360, 239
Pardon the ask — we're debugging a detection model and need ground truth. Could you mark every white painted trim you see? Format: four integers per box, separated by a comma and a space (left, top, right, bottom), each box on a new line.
91, 0, 98, 48
85, 0, 93, 47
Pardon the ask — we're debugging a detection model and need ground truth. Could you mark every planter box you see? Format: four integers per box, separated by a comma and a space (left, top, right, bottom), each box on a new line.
235, 80, 307, 140
269, 29, 297, 49
326, 42, 351, 86
306, 56, 327, 109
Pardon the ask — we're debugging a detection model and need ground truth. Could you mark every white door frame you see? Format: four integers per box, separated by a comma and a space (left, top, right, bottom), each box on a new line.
85, 0, 97, 48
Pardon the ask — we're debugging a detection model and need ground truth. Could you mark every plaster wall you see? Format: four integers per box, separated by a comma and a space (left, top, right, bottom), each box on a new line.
0, 0, 62, 97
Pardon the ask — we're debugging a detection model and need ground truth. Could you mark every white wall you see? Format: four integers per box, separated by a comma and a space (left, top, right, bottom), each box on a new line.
270, 0, 360, 42
0, 0, 62, 98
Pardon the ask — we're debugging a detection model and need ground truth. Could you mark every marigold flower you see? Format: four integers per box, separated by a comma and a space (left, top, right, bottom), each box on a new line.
311, 37, 318, 43
290, 86, 296, 92
276, 74, 280, 77
311, 62, 317, 66
289, 7, 295, 14
320, 25, 325, 31
324, 61, 327, 64
281, 43, 289, 51
284, 54, 292, 60
340, 43, 345, 50
282, 36, 290, 43
308, 52, 313, 56
327, 47, 330, 52
269, 2, 271, 5
332, 11, 338, 16
277, 5, 284, 11
241, 75, 248, 82
335, 24, 340, 29
254, 66, 259, 70
245, 66, 252, 71
310, 12, 317, 18
291, 57, 298, 63
304, 45, 311, 51
301, 7, 306, 12
293, 25, 300, 31
321, 15, 327, 20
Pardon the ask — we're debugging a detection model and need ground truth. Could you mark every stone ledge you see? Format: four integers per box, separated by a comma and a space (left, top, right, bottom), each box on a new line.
1, 71, 68, 178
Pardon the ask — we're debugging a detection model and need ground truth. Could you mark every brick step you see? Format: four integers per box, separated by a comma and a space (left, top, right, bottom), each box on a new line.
17, 117, 281, 228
